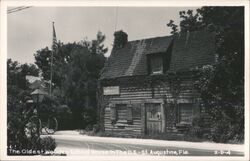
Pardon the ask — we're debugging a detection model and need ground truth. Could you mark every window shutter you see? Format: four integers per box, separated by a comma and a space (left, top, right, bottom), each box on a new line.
127, 104, 133, 124
110, 104, 117, 123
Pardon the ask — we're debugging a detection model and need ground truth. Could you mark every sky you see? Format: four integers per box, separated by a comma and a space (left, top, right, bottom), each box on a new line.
7, 7, 198, 64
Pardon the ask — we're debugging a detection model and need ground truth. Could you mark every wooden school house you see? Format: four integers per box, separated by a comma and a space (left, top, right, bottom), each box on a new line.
99, 30, 215, 137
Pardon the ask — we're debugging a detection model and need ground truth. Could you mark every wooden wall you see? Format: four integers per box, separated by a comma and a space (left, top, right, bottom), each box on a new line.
104, 108, 142, 137
103, 77, 211, 136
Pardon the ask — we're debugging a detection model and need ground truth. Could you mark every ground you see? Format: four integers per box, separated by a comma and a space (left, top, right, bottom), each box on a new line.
45, 130, 244, 156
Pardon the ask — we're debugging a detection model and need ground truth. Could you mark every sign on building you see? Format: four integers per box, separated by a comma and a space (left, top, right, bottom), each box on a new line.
103, 86, 120, 95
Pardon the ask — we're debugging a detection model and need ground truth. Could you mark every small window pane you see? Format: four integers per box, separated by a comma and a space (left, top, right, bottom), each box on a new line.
116, 104, 127, 121
179, 104, 193, 124
151, 56, 163, 74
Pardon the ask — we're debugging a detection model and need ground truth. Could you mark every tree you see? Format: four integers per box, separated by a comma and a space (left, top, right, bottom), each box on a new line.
167, 7, 244, 143
167, 20, 178, 34
34, 31, 107, 129
20, 63, 39, 77
7, 59, 57, 155
34, 43, 80, 88
7, 59, 39, 111
167, 9, 203, 34
34, 47, 52, 81
62, 33, 107, 129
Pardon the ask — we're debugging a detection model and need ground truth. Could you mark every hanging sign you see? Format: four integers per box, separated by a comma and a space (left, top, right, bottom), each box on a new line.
103, 86, 120, 95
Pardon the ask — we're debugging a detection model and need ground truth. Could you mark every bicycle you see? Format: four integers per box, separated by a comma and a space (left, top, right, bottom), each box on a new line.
41, 115, 58, 134
24, 101, 58, 136
28, 115, 58, 135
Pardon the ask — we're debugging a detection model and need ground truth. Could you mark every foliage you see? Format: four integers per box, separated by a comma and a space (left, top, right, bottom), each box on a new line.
7, 59, 39, 108
167, 10, 204, 33
39, 136, 57, 152
7, 59, 57, 155
34, 47, 52, 82
7, 103, 56, 155
167, 7, 244, 143
189, 113, 211, 139
37, 95, 58, 121
34, 31, 107, 129
166, 20, 178, 34
56, 105, 73, 130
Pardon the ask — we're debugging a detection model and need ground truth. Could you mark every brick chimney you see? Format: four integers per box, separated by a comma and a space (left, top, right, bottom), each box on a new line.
113, 30, 128, 50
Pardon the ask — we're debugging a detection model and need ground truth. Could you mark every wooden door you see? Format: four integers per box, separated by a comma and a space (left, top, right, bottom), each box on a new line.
145, 103, 162, 135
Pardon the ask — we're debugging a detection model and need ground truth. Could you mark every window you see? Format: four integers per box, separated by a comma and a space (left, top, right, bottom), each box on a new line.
110, 104, 133, 125
179, 103, 193, 124
116, 104, 127, 122
150, 55, 163, 74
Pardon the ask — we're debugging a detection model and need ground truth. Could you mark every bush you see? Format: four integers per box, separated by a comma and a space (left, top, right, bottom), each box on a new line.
81, 107, 97, 129
39, 137, 56, 152
188, 113, 211, 139
37, 96, 58, 121
56, 105, 73, 130
93, 124, 100, 133
206, 105, 244, 143
7, 103, 57, 155
209, 117, 244, 143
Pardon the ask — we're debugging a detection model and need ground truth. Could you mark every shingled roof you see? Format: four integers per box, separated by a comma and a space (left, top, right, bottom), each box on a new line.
100, 30, 215, 80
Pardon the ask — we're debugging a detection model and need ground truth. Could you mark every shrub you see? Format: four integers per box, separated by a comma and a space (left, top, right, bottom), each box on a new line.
188, 113, 211, 139
7, 103, 57, 155
39, 137, 56, 152
93, 124, 100, 133
209, 117, 244, 143
56, 104, 73, 130
81, 107, 97, 129
37, 96, 58, 121
205, 105, 244, 143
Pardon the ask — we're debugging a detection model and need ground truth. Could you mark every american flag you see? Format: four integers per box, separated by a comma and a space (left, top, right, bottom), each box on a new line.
50, 22, 57, 96
52, 22, 57, 51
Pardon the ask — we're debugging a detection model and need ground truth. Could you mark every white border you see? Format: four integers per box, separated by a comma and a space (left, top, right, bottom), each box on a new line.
0, 0, 249, 161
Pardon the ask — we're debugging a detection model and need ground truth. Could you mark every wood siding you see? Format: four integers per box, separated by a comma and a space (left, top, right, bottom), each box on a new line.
103, 78, 210, 136
104, 107, 142, 137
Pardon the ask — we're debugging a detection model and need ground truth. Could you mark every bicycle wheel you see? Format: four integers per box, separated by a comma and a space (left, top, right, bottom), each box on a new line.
45, 117, 58, 134
27, 116, 41, 137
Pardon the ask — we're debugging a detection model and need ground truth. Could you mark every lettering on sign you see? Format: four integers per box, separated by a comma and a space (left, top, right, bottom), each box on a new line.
103, 86, 120, 95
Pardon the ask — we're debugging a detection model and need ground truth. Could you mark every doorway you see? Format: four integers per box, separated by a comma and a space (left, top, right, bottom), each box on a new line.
145, 103, 163, 135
